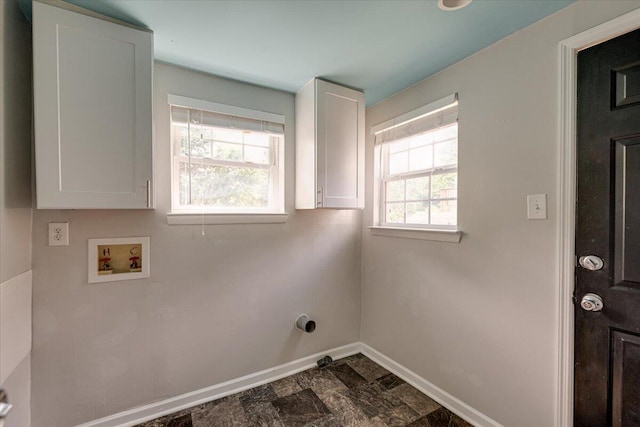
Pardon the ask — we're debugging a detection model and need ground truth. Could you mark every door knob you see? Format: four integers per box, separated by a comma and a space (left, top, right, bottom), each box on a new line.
579, 255, 604, 271
580, 293, 604, 312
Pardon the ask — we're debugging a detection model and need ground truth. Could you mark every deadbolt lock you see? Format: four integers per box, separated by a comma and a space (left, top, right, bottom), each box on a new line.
579, 255, 604, 271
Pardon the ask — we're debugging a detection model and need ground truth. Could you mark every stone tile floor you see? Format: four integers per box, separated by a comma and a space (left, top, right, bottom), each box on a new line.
136, 354, 473, 427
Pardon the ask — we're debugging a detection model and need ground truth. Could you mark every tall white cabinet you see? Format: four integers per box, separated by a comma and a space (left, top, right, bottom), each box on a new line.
296, 78, 365, 209
33, 1, 154, 209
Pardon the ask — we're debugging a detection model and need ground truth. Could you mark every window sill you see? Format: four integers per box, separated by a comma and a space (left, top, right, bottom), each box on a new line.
167, 212, 289, 225
368, 226, 462, 243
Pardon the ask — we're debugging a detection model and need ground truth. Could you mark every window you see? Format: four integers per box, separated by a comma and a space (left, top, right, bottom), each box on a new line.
373, 94, 458, 230
169, 95, 285, 217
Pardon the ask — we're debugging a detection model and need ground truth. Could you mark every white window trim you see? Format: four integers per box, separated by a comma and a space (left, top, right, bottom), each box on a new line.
167, 212, 289, 225
368, 226, 462, 243
167, 95, 288, 225
168, 94, 285, 124
370, 94, 461, 241
370, 93, 457, 135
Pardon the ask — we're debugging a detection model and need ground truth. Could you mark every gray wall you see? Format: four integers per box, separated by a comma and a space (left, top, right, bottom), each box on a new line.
0, 1, 33, 426
362, 2, 640, 427
31, 63, 363, 427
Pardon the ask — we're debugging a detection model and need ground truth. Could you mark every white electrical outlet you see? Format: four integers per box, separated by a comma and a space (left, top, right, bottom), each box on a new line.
527, 194, 547, 220
48, 222, 69, 246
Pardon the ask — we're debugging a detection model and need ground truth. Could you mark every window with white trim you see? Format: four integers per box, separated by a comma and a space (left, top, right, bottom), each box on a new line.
373, 94, 458, 229
169, 95, 285, 214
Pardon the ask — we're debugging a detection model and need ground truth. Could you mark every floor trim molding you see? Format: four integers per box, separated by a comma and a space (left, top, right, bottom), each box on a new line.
77, 342, 499, 427
76, 343, 361, 427
361, 343, 502, 427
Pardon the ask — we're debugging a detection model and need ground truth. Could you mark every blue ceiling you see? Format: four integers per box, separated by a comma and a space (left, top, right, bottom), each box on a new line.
20, 0, 574, 106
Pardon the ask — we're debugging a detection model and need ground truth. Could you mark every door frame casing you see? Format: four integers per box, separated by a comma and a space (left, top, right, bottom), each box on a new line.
557, 9, 640, 427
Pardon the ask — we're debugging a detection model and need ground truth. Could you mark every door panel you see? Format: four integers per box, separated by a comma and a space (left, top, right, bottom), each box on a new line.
576, 28, 640, 427
613, 63, 640, 108
324, 92, 358, 201
315, 79, 365, 209
611, 331, 640, 427
614, 137, 640, 287
57, 25, 136, 194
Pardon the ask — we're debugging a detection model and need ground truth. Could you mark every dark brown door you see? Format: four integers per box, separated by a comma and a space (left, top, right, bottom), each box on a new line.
576, 28, 640, 427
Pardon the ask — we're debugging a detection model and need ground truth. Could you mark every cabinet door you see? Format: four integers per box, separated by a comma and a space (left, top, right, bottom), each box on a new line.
33, 2, 153, 209
315, 80, 364, 209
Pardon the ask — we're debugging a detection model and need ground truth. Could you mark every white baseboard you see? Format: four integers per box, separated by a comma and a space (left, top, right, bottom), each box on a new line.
77, 342, 500, 427
361, 343, 503, 427
76, 343, 361, 427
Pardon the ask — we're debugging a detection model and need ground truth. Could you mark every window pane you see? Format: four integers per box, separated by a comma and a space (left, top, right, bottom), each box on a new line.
431, 200, 457, 225
389, 139, 408, 154
378, 107, 457, 228
244, 145, 271, 165
409, 146, 433, 171
434, 123, 457, 142
171, 101, 284, 213
386, 180, 405, 202
406, 202, 429, 225
406, 176, 429, 201
408, 132, 432, 148
434, 140, 457, 167
386, 202, 405, 224
211, 127, 243, 144
187, 124, 208, 158
184, 163, 269, 208
211, 141, 242, 161
188, 124, 213, 141
389, 151, 408, 175
198, 126, 214, 140
175, 125, 190, 156
189, 137, 210, 158
432, 173, 457, 199
179, 161, 191, 205
244, 132, 271, 147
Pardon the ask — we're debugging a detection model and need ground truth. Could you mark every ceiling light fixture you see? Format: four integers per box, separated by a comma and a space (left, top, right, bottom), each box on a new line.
438, 0, 473, 11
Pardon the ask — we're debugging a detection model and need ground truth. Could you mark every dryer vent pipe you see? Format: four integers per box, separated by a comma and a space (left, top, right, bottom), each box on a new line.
295, 314, 316, 333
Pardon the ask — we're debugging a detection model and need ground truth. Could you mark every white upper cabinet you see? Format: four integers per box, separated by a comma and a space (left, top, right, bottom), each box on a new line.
296, 78, 365, 209
33, 1, 154, 209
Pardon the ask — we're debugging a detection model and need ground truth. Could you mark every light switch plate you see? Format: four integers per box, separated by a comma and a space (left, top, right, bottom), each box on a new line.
527, 194, 547, 220
48, 223, 69, 246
